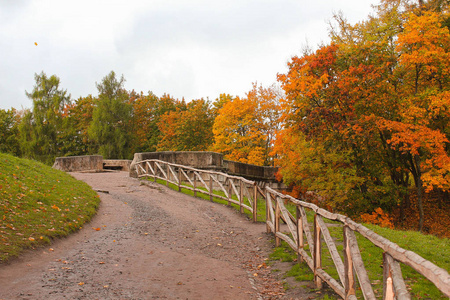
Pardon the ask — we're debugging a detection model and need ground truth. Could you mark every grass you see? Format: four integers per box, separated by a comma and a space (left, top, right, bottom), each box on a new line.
145, 175, 449, 299
0, 152, 100, 262
149, 177, 267, 222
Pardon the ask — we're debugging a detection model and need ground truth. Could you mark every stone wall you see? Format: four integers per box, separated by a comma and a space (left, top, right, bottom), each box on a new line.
223, 160, 278, 181
53, 155, 103, 172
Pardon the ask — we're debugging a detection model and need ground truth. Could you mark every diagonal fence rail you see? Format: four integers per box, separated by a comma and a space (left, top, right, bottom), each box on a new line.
134, 159, 449, 299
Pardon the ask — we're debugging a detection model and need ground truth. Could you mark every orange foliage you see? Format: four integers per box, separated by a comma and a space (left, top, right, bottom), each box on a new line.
361, 208, 394, 229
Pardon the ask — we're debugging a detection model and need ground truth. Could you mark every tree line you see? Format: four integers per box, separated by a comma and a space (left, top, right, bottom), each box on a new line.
1, 0, 449, 232
0, 72, 282, 166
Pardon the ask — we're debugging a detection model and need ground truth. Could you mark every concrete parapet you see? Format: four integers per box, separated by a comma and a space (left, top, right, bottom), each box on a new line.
53, 155, 103, 172
223, 160, 278, 181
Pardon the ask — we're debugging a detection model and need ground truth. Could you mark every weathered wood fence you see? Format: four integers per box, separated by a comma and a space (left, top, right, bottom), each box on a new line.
134, 159, 450, 299
135, 159, 261, 221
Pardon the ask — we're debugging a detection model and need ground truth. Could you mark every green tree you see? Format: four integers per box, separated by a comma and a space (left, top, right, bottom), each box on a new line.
89, 71, 132, 159
0, 108, 21, 156
19, 72, 71, 164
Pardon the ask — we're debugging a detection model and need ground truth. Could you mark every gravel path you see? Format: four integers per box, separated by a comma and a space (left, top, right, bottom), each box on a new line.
0, 171, 318, 300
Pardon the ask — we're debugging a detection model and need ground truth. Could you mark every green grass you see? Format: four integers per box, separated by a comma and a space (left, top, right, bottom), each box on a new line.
149, 177, 267, 222
0, 153, 100, 262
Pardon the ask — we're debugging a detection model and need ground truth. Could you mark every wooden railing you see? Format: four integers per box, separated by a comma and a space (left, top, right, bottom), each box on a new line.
135, 159, 261, 221
134, 159, 450, 299
265, 187, 450, 299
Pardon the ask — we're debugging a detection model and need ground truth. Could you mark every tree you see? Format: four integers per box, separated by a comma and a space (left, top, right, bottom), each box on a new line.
19, 72, 71, 164
275, 0, 450, 229
212, 83, 281, 166
156, 99, 214, 151
60, 95, 97, 156
130, 92, 183, 153
0, 108, 21, 156
88, 71, 133, 159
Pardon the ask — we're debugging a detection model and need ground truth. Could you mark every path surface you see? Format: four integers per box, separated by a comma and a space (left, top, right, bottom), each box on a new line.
0, 171, 317, 300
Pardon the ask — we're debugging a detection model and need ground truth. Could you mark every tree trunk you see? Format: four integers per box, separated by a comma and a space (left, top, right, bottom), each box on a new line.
414, 155, 425, 232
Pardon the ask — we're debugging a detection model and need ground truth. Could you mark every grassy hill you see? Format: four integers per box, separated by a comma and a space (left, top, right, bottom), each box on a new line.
0, 153, 100, 262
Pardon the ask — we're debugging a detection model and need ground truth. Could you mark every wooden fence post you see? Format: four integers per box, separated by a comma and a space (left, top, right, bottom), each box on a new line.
227, 178, 232, 206
314, 214, 323, 289
166, 163, 169, 186
209, 174, 213, 201
178, 167, 182, 192
275, 198, 280, 247
266, 191, 271, 233
193, 171, 197, 197
343, 226, 356, 299
296, 206, 304, 263
253, 183, 257, 222
153, 162, 157, 182
239, 180, 243, 213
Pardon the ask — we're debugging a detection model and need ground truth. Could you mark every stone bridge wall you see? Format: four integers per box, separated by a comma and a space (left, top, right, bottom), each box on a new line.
129, 151, 280, 184
53, 155, 103, 172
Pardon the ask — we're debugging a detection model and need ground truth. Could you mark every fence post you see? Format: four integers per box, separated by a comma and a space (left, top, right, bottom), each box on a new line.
193, 171, 197, 197
178, 167, 182, 192
275, 198, 280, 247
253, 183, 257, 222
239, 180, 244, 214
296, 206, 304, 263
227, 178, 232, 206
166, 163, 169, 186
153, 162, 156, 182
344, 226, 356, 299
266, 190, 271, 233
209, 174, 213, 201
314, 214, 323, 289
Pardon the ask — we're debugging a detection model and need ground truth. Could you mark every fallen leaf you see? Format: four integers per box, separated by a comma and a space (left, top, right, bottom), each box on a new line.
28, 237, 35, 241
78, 282, 84, 286
92, 227, 101, 231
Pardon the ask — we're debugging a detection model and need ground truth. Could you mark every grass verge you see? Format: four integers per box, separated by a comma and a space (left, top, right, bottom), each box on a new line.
0, 153, 100, 263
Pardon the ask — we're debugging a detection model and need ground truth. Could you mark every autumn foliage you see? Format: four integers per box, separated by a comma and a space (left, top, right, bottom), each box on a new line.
2, 0, 449, 236
276, 0, 450, 231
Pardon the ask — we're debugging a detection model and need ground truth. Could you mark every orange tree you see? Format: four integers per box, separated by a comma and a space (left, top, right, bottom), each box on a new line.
212, 84, 281, 166
276, 0, 450, 228
156, 99, 214, 151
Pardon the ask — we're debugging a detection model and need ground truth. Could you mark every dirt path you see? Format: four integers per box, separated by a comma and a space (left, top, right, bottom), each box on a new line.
0, 171, 318, 300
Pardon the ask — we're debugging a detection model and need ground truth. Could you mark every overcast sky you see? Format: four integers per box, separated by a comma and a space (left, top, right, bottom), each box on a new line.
0, 0, 379, 110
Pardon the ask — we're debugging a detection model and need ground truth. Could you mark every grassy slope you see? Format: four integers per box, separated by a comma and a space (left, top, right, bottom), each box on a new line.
0, 153, 100, 262
152, 176, 449, 299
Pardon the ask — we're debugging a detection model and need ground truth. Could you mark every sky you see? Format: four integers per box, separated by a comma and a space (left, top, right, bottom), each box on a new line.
0, 0, 379, 110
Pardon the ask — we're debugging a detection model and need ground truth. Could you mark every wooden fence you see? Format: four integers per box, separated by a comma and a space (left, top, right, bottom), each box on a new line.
265, 187, 450, 299
135, 159, 261, 222
134, 159, 450, 299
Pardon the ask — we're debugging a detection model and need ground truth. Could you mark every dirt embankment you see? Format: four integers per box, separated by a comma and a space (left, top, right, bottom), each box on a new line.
0, 171, 320, 299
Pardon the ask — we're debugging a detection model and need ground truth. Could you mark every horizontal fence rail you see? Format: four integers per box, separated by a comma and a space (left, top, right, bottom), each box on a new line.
265, 187, 450, 299
135, 159, 260, 222
134, 159, 449, 299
